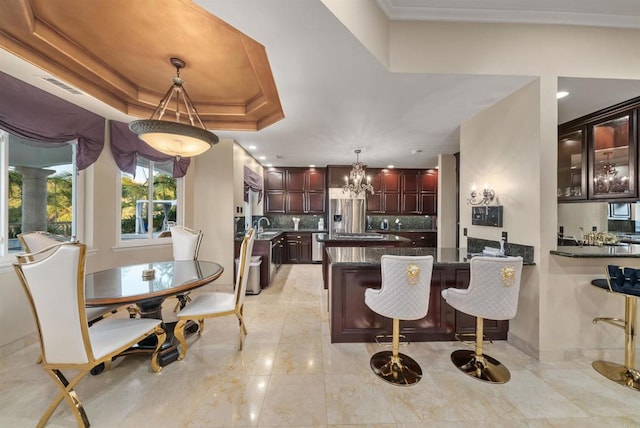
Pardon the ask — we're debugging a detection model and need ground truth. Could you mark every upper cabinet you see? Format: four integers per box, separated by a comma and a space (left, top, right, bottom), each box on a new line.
558, 97, 639, 203
366, 168, 437, 215
557, 128, 587, 201
589, 112, 636, 200
265, 167, 326, 214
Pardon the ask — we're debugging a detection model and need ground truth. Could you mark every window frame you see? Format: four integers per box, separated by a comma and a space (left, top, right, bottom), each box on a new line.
0, 131, 80, 268
117, 157, 183, 248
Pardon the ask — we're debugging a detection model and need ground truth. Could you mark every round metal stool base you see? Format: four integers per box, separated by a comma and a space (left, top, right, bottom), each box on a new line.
370, 351, 422, 386
593, 360, 640, 392
451, 349, 511, 384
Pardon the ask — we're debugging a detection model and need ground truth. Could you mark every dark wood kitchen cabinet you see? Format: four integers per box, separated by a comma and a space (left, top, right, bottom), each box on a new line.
265, 167, 326, 214
366, 169, 400, 213
367, 168, 437, 215
285, 232, 312, 263
558, 96, 640, 203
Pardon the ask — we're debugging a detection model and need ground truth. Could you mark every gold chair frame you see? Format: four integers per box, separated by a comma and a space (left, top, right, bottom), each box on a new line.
14, 243, 167, 427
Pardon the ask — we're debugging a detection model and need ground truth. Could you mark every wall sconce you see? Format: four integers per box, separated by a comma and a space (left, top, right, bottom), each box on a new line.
468, 183, 495, 205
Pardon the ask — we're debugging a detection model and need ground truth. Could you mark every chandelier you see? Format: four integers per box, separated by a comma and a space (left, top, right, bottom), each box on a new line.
343, 149, 374, 196
129, 57, 219, 158
594, 151, 628, 194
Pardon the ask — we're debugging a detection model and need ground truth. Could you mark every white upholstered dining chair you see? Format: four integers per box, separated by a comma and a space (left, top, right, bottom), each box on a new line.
174, 228, 255, 360
18, 231, 121, 325
169, 225, 204, 311
13, 242, 166, 427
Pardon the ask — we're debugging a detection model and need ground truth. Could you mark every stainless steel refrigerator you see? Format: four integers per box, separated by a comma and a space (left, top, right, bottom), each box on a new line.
328, 188, 366, 237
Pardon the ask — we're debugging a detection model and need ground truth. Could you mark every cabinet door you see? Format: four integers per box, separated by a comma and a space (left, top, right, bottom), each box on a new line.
557, 128, 587, 201
299, 234, 312, 262
307, 192, 325, 213
420, 193, 437, 215
402, 171, 420, 192
265, 191, 285, 213
366, 193, 383, 213
265, 169, 285, 191
420, 169, 438, 192
287, 170, 306, 192
307, 170, 325, 191
589, 111, 636, 199
286, 239, 299, 263
401, 192, 420, 213
383, 170, 400, 192
383, 192, 400, 214
287, 192, 305, 213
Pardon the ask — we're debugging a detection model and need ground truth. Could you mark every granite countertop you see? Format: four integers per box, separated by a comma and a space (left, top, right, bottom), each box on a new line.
236, 229, 328, 241
376, 229, 437, 233
315, 232, 410, 243
551, 244, 640, 258
326, 247, 534, 266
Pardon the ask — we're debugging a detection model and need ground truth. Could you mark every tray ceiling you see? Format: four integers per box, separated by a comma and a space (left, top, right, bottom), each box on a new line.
0, 0, 284, 131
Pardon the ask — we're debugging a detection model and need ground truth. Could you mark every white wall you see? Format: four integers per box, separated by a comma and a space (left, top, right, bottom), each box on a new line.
460, 80, 542, 353
437, 154, 457, 248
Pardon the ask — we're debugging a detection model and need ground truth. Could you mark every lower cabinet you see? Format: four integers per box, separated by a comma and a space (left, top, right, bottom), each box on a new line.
328, 263, 508, 343
285, 232, 312, 263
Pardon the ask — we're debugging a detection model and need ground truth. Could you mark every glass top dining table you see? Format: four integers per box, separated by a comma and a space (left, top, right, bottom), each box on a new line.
84, 260, 223, 368
85, 260, 224, 307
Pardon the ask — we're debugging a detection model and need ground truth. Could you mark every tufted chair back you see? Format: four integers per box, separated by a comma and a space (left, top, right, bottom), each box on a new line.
366, 255, 434, 320
442, 256, 523, 320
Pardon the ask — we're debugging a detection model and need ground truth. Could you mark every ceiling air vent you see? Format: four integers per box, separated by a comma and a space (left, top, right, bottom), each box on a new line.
39, 76, 83, 95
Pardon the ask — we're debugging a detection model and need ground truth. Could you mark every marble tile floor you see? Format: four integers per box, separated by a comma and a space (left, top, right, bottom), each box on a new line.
2, 264, 640, 427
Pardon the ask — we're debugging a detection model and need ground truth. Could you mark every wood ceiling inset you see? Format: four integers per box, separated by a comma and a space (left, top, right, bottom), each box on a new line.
0, 0, 285, 131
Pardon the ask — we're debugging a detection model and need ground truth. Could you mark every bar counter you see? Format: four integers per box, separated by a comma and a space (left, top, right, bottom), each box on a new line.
551, 244, 640, 258
325, 246, 530, 343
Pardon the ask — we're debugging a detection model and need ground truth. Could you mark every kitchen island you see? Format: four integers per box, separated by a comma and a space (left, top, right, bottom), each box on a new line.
326, 246, 531, 343
317, 232, 410, 289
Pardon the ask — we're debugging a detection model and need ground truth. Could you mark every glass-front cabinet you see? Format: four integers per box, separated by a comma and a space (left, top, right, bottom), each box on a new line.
557, 128, 586, 201
588, 111, 636, 200
558, 96, 640, 203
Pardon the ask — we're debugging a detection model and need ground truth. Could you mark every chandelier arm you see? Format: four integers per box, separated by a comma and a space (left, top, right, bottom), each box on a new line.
179, 86, 206, 129
150, 84, 179, 120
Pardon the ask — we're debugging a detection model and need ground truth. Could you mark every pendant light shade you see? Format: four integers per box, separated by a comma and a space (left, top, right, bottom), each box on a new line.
129, 57, 219, 158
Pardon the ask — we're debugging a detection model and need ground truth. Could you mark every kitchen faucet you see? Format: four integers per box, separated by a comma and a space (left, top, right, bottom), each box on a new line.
257, 217, 270, 233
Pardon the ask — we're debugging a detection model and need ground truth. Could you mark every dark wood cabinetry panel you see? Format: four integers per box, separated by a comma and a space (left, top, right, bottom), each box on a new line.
307, 170, 325, 191
421, 169, 438, 192
265, 190, 285, 213
366, 193, 382, 213
286, 170, 306, 192
383, 170, 400, 192
329, 263, 507, 343
558, 96, 640, 203
402, 171, 420, 192
285, 232, 312, 263
265, 167, 326, 214
286, 192, 305, 212
265, 169, 285, 190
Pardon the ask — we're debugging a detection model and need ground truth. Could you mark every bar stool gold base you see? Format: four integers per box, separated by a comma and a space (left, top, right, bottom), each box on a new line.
451, 349, 511, 384
593, 360, 640, 391
370, 351, 422, 386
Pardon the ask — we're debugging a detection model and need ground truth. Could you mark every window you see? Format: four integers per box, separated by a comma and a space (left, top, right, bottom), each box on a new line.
0, 131, 77, 258
120, 156, 180, 241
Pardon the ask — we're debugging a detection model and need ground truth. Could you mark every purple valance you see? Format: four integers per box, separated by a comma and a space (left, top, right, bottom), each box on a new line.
244, 166, 263, 203
0, 71, 104, 170
109, 121, 190, 178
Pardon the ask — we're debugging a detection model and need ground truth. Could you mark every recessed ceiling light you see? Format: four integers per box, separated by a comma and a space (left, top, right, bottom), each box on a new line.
248, 145, 257, 150
557, 91, 570, 99
309, 164, 315, 168
388, 165, 395, 169
259, 156, 266, 160
266, 163, 273, 167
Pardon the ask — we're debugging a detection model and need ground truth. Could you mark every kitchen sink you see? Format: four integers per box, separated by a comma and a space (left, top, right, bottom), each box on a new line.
257, 231, 280, 238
